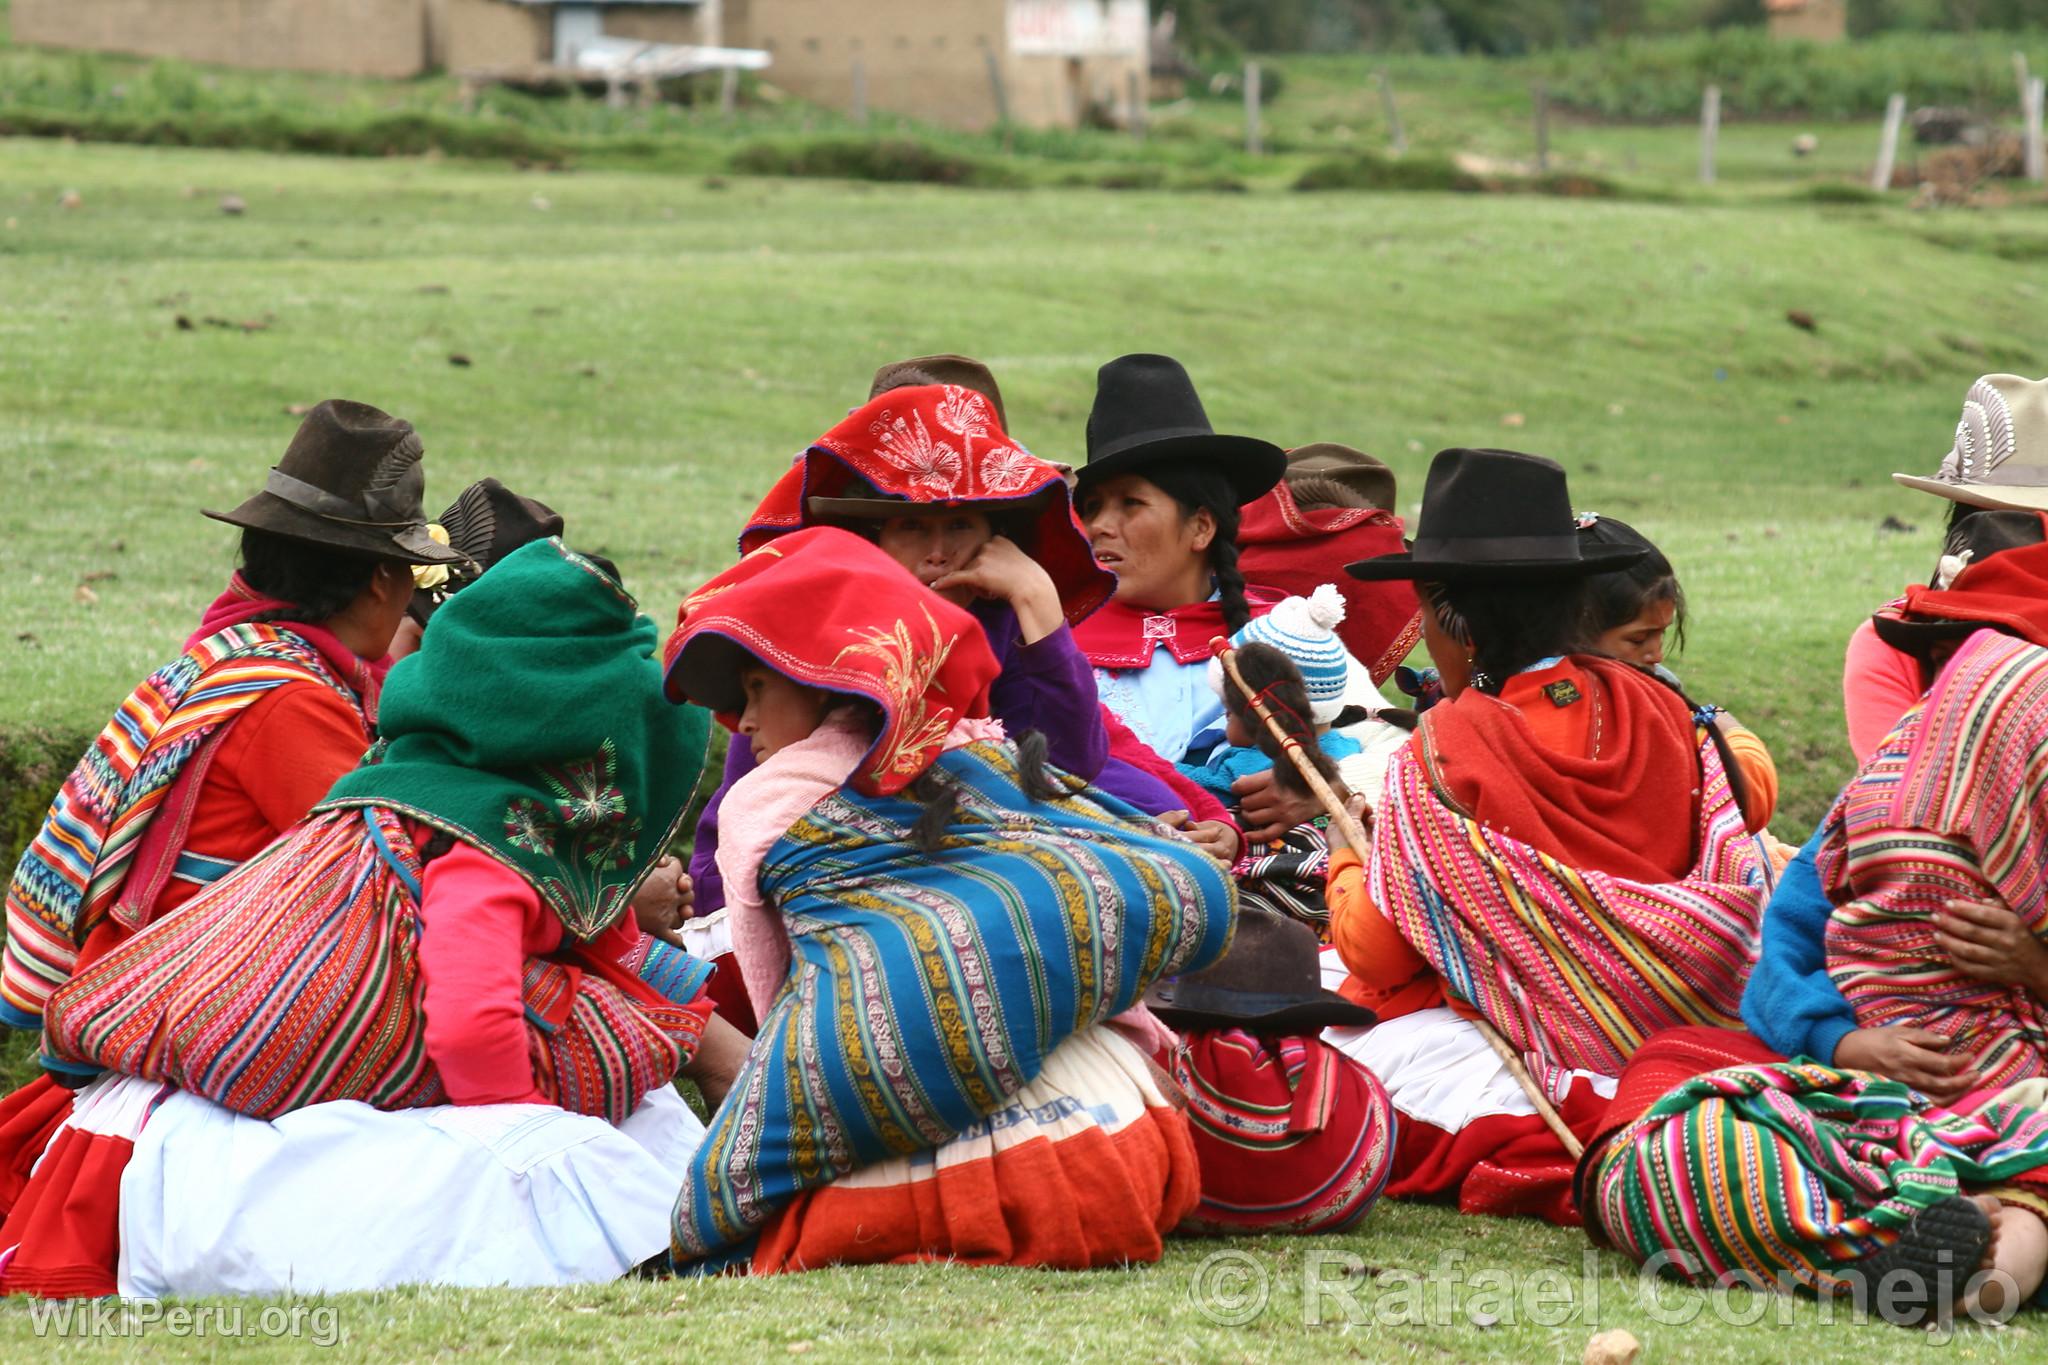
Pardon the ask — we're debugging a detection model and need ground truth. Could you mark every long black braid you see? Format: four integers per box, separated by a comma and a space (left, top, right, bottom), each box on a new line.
1143, 465, 1252, 634
908, 729, 1064, 853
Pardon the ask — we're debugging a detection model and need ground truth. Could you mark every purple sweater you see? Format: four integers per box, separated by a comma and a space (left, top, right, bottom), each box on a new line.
690, 599, 1135, 913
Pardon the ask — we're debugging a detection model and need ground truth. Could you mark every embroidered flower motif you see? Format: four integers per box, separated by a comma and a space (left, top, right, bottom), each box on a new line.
978, 444, 1036, 494
869, 408, 963, 497
934, 385, 992, 445
504, 797, 557, 856
547, 751, 632, 830
834, 606, 960, 784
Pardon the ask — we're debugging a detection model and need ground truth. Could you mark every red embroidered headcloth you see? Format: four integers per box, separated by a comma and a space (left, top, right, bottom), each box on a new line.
739, 384, 1114, 627
663, 527, 1001, 796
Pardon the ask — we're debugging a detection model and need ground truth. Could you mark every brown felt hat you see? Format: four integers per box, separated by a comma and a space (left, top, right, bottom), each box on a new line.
1286, 443, 1398, 512
204, 400, 468, 566
1146, 910, 1375, 1033
408, 478, 567, 624
870, 354, 1008, 430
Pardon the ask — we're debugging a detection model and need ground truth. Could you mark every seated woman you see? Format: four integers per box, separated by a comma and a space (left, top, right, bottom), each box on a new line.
1324, 448, 1771, 1225
1822, 518, 2048, 1090
25, 540, 730, 1296
1742, 509, 2048, 1102
662, 527, 1234, 1274
0, 399, 467, 1298
1582, 1028, 2048, 1328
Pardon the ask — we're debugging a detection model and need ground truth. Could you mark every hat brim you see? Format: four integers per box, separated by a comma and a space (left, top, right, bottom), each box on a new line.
1890, 474, 2048, 513
663, 630, 755, 712
1077, 433, 1286, 506
204, 492, 469, 567
805, 487, 1059, 523
1870, 613, 1997, 658
1147, 979, 1377, 1033
1343, 541, 1646, 583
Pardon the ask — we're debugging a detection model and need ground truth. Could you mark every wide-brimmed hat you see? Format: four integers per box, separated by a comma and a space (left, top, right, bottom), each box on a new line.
1078, 354, 1284, 506
1286, 442, 1397, 511
1893, 375, 2048, 512
408, 478, 566, 624
870, 354, 1008, 430
1872, 510, 2048, 660
1345, 448, 1644, 583
805, 481, 1060, 526
1147, 911, 1375, 1033
204, 400, 468, 566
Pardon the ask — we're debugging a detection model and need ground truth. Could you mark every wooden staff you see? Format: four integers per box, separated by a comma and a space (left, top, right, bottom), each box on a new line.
1211, 635, 1585, 1160
1210, 637, 1369, 856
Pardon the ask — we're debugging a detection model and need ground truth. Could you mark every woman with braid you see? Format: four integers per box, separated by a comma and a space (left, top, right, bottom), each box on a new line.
1071, 355, 1292, 866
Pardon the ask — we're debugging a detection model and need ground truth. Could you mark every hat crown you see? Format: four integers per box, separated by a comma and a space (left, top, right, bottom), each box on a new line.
277, 398, 426, 513
1941, 374, 2045, 485
1414, 447, 1575, 548
437, 477, 566, 568
1085, 353, 1217, 459
1183, 911, 1320, 998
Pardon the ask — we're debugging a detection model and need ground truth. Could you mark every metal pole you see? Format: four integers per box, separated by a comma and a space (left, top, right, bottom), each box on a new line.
1699, 84, 1720, 185
1245, 61, 1262, 156
1871, 91, 1905, 192
1377, 69, 1406, 154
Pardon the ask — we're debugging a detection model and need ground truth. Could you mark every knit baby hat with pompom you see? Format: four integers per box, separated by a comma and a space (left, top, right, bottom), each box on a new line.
1214, 583, 1354, 724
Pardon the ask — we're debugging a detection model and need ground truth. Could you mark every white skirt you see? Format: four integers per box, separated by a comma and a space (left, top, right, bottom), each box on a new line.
118, 1086, 703, 1297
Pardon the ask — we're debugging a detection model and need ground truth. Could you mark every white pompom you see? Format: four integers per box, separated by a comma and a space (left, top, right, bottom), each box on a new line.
1305, 583, 1348, 630
1935, 548, 1973, 591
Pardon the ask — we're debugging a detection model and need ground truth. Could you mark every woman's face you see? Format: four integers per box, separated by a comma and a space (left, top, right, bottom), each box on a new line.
1592, 598, 1676, 669
1420, 590, 1473, 698
736, 664, 831, 763
874, 509, 994, 606
1079, 473, 1215, 611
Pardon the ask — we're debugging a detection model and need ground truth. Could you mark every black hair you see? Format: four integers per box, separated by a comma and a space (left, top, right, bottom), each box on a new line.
1223, 642, 1338, 799
907, 729, 1064, 853
1134, 465, 1252, 634
1578, 517, 1688, 654
237, 528, 388, 625
1419, 578, 1593, 694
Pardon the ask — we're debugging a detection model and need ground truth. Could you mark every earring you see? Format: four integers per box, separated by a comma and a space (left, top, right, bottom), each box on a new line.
1470, 665, 1495, 691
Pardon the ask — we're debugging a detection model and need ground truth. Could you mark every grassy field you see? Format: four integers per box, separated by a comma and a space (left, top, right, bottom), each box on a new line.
4, 117, 2048, 1362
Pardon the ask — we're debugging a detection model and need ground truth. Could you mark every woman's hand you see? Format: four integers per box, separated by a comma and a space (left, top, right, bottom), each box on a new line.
682, 1013, 751, 1111
1232, 768, 1324, 845
1936, 897, 2048, 995
633, 856, 691, 943
1834, 1026, 1977, 1103
1157, 810, 1241, 866
930, 536, 1063, 645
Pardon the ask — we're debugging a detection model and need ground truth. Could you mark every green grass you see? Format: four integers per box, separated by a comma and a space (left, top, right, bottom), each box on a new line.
2, 1201, 2045, 1360
5, 131, 2048, 1362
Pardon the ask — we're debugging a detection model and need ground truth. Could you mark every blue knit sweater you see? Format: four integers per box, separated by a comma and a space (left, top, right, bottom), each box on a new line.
1740, 821, 1856, 1063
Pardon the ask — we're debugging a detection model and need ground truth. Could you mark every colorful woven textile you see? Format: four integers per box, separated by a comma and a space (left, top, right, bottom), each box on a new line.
749, 1027, 1199, 1272
670, 740, 1235, 1269
1371, 720, 1768, 1077
1174, 1027, 1394, 1235
325, 539, 709, 943
1822, 629, 2048, 1088
43, 807, 706, 1123
1235, 822, 1335, 934
3, 624, 359, 1029
1591, 1060, 2048, 1292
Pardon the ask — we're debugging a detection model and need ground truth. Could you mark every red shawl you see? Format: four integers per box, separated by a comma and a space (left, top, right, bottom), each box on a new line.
1425, 657, 1700, 884
1073, 587, 1282, 669
665, 527, 999, 796
186, 573, 392, 719
1896, 525, 2048, 647
739, 385, 1114, 628
1238, 483, 1423, 685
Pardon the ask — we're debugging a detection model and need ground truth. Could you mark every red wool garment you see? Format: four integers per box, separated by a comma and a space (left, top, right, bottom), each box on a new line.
1237, 481, 1423, 685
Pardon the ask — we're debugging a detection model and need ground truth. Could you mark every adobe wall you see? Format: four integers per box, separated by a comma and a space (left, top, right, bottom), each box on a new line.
11, 0, 429, 78
435, 0, 551, 70
1767, 1, 1848, 43
730, 0, 1008, 129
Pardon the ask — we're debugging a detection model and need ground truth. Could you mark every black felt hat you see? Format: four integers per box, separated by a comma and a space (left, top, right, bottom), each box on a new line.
1147, 910, 1375, 1033
1078, 354, 1284, 506
1345, 447, 1645, 582
205, 399, 469, 566
408, 478, 567, 624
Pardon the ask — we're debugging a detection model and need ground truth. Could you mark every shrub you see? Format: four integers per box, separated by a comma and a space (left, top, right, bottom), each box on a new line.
1295, 152, 1483, 191
728, 136, 1019, 187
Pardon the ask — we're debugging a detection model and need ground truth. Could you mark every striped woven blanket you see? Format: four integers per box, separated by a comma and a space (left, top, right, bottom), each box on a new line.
3, 625, 357, 1030
1372, 723, 1768, 1077
1823, 629, 2048, 1087
43, 807, 705, 1122
670, 740, 1235, 1269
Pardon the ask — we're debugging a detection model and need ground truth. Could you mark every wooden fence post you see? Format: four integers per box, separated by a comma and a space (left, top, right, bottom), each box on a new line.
1533, 84, 1550, 173
984, 49, 1012, 150
2026, 77, 2046, 184
1127, 69, 1145, 140
1377, 69, 1406, 154
850, 59, 868, 126
1699, 84, 1720, 185
1245, 61, 1263, 156
2017, 51, 2033, 110
719, 66, 739, 118
1871, 92, 1905, 192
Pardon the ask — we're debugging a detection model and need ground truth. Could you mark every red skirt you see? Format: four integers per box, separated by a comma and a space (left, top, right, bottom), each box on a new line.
0, 1074, 165, 1298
